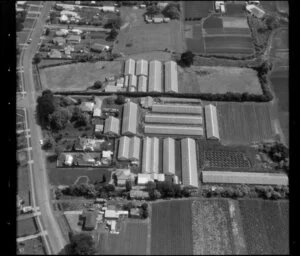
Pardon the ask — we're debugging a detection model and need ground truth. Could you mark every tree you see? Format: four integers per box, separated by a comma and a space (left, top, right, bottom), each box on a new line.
55, 189, 63, 200
141, 203, 148, 211
125, 180, 133, 192
45, 27, 50, 36
42, 139, 53, 150
264, 15, 280, 30
104, 184, 115, 193
49, 108, 72, 130
68, 233, 96, 255
115, 95, 126, 105
36, 91, 58, 128
180, 51, 195, 67
146, 181, 156, 192
123, 202, 135, 211
146, 5, 161, 18
33, 53, 42, 64
93, 80, 103, 89
107, 28, 118, 41
162, 3, 181, 20
149, 189, 161, 200
104, 17, 123, 29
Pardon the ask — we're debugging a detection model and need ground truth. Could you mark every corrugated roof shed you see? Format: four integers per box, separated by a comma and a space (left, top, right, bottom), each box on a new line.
136, 59, 148, 76
181, 138, 199, 187
144, 124, 204, 136
142, 137, 152, 173
145, 114, 203, 125
118, 136, 130, 160
152, 104, 203, 114
151, 137, 159, 173
164, 61, 178, 93
129, 75, 137, 87
148, 60, 162, 92
80, 102, 95, 112
104, 116, 120, 135
163, 138, 175, 174
93, 108, 102, 117
84, 211, 98, 230
129, 136, 141, 161
124, 59, 135, 76
122, 102, 138, 135
202, 171, 288, 185
138, 76, 148, 92
205, 104, 220, 140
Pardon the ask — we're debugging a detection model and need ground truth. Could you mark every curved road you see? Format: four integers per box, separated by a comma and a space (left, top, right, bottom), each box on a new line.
18, 2, 67, 254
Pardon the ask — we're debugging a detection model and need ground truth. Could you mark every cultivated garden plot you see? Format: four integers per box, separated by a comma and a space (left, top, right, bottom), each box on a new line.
178, 66, 263, 94
17, 237, 46, 255
184, 1, 214, 20
39, 61, 123, 90
217, 102, 276, 145
151, 200, 193, 255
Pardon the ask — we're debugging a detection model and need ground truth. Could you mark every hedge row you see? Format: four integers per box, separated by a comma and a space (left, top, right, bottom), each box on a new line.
195, 52, 256, 61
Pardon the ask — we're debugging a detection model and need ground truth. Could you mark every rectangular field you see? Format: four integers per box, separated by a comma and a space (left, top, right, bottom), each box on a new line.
184, 1, 214, 19
178, 66, 262, 94
217, 102, 276, 145
23, 18, 35, 29
239, 199, 289, 255
17, 237, 46, 255
151, 200, 193, 255
39, 61, 123, 90
97, 220, 148, 255
17, 218, 39, 238
17, 31, 30, 45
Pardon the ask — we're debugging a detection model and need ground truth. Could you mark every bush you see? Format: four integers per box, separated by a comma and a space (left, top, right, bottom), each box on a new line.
162, 3, 180, 20
93, 81, 103, 89
149, 189, 161, 200
179, 51, 195, 67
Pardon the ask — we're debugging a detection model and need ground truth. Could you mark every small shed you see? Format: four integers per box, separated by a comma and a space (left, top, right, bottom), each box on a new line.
84, 210, 98, 230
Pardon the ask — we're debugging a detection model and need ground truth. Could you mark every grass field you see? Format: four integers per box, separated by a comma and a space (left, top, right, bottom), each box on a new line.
151, 200, 193, 255
217, 102, 276, 145
97, 220, 148, 255
38, 59, 74, 69
178, 66, 262, 94
23, 18, 35, 29
224, 3, 247, 17
276, 1, 289, 13
39, 61, 123, 90
239, 199, 289, 254
17, 237, 46, 255
48, 166, 112, 186
17, 31, 30, 45
192, 199, 236, 254
186, 25, 205, 53
184, 1, 214, 19
17, 163, 31, 207
17, 218, 39, 238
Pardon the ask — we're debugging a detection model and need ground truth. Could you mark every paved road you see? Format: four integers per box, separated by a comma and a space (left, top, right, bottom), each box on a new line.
18, 2, 67, 254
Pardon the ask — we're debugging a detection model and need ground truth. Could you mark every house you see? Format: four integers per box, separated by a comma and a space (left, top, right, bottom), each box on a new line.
60, 14, 68, 23
102, 150, 113, 160
157, 2, 168, 9
129, 208, 140, 218
104, 85, 118, 92
80, 101, 94, 112
71, 29, 83, 35
163, 17, 170, 23
130, 190, 149, 200
246, 4, 265, 18
104, 116, 120, 136
153, 17, 164, 23
93, 108, 102, 118
105, 210, 119, 219
64, 154, 73, 166
137, 173, 154, 185
74, 137, 102, 151
101, 6, 116, 12
115, 169, 134, 186
48, 49, 62, 58
52, 37, 66, 46
67, 35, 81, 44
84, 210, 98, 230
95, 124, 104, 136
140, 96, 153, 109
91, 43, 109, 53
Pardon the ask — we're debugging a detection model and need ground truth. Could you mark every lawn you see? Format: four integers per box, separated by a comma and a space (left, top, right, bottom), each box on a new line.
191, 199, 236, 255
23, 18, 35, 29
217, 102, 276, 145
151, 200, 193, 255
17, 237, 46, 255
224, 3, 247, 17
178, 66, 262, 94
17, 31, 30, 45
203, 16, 223, 29
28, 6, 41, 12
17, 218, 39, 238
186, 25, 205, 53
97, 220, 148, 255
39, 61, 123, 90
114, 7, 184, 55
184, 1, 214, 19
38, 59, 74, 69
271, 29, 289, 50
276, 1, 289, 13
239, 199, 289, 255
17, 164, 31, 207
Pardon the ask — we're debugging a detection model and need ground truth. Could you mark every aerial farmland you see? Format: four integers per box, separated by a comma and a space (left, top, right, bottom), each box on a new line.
20, 0, 290, 255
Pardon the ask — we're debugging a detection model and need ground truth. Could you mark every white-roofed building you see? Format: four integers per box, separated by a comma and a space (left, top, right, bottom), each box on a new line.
129, 75, 137, 88
104, 85, 118, 92
118, 136, 130, 160
64, 154, 73, 166
164, 61, 178, 93
145, 114, 203, 125
148, 60, 162, 92
142, 137, 159, 173
93, 108, 102, 117
205, 104, 220, 140
122, 102, 138, 135
104, 116, 120, 136
137, 173, 154, 185
144, 124, 204, 136
138, 76, 148, 92
124, 75, 129, 87
151, 137, 159, 173
129, 136, 141, 161
152, 104, 203, 114
163, 138, 175, 174
181, 138, 198, 187
80, 102, 94, 112
136, 59, 148, 76
124, 59, 135, 76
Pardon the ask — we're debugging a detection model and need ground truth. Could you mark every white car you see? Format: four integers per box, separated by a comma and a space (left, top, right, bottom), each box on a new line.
40, 139, 44, 145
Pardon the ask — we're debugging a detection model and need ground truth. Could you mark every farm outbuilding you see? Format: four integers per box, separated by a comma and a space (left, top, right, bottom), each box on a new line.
148, 60, 162, 92
122, 102, 138, 135
164, 61, 178, 93
201, 171, 288, 185
145, 114, 203, 125
129, 136, 141, 161
124, 75, 129, 87
124, 59, 136, 76
138, 76, 148, 92
84, 210, 98, 230
142, 137, 159, 173
136, 59, 148, 76
151, 104, 203, 115
144, 124, 204, 136
104, 116, 120, 136
118, 136, 130, 160
80, 102, 94, 112
246, 4, 265, 18
181, 138, 199, 187
129, 75, 137, 88
204, 104, 220, 140
163, 138, 175, 175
